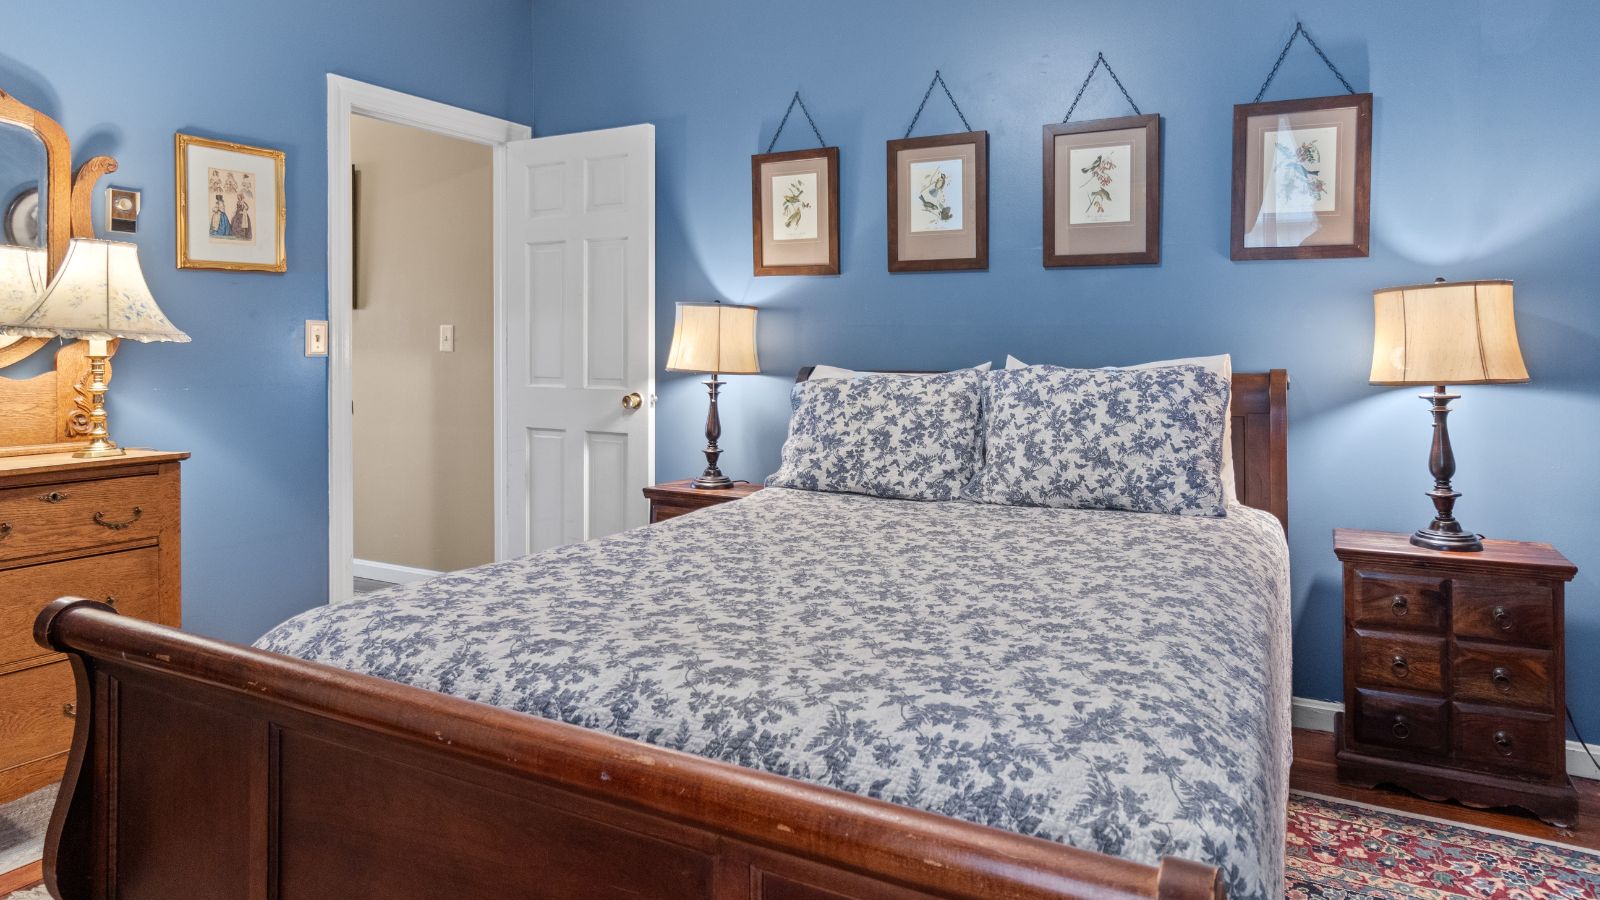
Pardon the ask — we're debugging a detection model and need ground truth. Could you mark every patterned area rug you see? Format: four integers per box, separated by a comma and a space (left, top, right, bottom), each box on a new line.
1289, 792, 1600, 897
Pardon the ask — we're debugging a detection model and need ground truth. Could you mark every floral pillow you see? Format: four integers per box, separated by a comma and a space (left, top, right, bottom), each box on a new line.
964, 365, 1231, 516
766, 370, 983, 501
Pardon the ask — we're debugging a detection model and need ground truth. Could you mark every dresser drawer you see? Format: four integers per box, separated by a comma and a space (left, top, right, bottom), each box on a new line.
1350, 629, 1445, 694
1452, 704, 1560, 777
0, 547, 162, 670
1351, 689, 1448, 755
0, 475, 165, 562
0, 659, 76, 774
1452, 578, 1554, 646
1351, 570, 1447, 632
1451, 642, 1553, 710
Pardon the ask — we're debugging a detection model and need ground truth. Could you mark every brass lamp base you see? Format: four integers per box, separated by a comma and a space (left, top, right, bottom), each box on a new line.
71, 341, 126, 459
73, 437, 126, 459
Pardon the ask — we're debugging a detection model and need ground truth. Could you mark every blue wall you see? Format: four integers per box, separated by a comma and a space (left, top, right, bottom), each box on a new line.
4, 0, 530, 643
526, 0, 1600, 731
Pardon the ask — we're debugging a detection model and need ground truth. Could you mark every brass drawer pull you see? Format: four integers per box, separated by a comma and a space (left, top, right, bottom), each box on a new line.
93, 506, 143, 530
103, 595, 118, 608
1493, 606, 1513, 630
1391, 715, 1411, 740
1491, 667, 1512, 692
1390, 595, 1408, 616
1390, 655, 1410, 679
63, 702, 77, 719
0, 522, 10, 541
1493, 730, 1515, 756
39, 490, 69, 503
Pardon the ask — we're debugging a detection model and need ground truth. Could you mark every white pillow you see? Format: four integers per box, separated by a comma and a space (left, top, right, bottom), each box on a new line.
808, 362, 992, 380
1003, 354, 1238, 505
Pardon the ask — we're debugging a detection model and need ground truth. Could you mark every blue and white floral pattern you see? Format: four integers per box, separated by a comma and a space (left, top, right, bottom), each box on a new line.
965, 365, 1231, 516
259, 488, 1290, 900
765, 370, 982, 501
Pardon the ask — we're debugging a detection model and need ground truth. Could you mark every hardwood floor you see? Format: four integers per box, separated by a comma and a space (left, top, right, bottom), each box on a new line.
1291, 727, 1600, 850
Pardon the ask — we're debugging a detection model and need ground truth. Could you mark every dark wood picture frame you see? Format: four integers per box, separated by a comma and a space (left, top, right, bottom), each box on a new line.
751, 146, 839, 276
1043, 114, 1161, 268
1230, 93, 1372, 260
886, 131, 988, 272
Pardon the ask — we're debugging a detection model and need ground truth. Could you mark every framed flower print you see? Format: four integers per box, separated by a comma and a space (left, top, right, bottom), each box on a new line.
751, 146, 838, 276
175, 133, 286, 272
887, 131, 987, 272
1043, 114, 1160, 267
1230, 93, 1371, 260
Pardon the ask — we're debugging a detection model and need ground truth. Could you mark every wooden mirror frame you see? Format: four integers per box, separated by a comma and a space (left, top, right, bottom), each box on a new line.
0, 87, 122, 456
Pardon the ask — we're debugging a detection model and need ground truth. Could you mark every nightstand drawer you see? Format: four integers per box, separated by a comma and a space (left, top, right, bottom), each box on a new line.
1451, 642, 1552, 709
1351, 570, 1447, 632
1451, 578, 1553, 646
0, 475, 165, 562
650, 504, 692, 524
1351, 689, 1448, 754
1452, 704, 1559, 776
1350, 629, 1444, 694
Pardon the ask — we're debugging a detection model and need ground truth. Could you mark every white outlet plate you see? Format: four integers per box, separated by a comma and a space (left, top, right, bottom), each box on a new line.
438, 324, 455, 352
305, 320, 329, 357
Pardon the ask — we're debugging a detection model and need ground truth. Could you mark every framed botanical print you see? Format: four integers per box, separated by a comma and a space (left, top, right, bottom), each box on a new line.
175, 133, 286, 272
1231, 93, 1371, 260
1043, 114, 1160, 267
886, 131, 987, 272
751, 146, 838, 276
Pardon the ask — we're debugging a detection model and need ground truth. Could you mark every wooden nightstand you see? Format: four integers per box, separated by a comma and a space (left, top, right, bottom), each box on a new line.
1333, 527, 1580, 825
643, 480, 762, 524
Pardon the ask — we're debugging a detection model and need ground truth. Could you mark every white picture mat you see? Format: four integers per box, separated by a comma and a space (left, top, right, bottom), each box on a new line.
184, 143, 280, 266
908, 158, 964, 232
1068, 143, 1133, 225
1261, 125, 1338, 215
771, 170, 819, 241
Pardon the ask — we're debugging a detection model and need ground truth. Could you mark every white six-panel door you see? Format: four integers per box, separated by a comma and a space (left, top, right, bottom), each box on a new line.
499, 125, 655, 558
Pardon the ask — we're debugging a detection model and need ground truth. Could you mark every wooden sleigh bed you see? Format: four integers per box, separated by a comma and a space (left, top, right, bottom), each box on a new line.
32, 370, 1288, 900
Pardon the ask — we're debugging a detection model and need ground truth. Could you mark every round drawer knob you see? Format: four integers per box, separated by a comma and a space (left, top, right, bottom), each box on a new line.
1493, 606, 1513, 630
1390, 656, 1410, 679
1391, 715, 1411, 740
1391, 595, 1409, 616
62, 702, 77, 719
1494, 730, 1515, 756
1492, 667, 1512, 692
0, 522, 10, 541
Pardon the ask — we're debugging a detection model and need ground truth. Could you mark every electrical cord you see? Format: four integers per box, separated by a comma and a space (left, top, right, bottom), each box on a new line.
1567, 705, 1600, 777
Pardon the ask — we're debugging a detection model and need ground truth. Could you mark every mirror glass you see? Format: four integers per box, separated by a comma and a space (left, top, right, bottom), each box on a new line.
0, 121, 50, 354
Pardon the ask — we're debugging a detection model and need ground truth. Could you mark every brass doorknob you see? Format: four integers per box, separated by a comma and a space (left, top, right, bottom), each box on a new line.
621, 392, 643, 410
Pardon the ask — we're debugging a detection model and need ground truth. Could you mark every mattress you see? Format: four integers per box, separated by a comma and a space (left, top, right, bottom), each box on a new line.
259, 487, 1291, 900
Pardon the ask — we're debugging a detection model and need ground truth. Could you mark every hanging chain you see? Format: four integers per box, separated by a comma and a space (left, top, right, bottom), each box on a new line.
764, 91, 828, 154
903, 70, 973, 139
1253, 22, 1356, 103
1062, 52, 1142, 123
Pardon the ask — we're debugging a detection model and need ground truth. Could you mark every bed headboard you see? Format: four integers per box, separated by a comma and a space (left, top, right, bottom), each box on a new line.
794, 366, 1289, 530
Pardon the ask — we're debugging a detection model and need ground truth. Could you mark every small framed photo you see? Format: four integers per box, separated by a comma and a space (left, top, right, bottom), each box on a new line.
1043, 114, 1160, 267
886, 131, 987, 272
175, 133, 286, 272
1231, 93, 1371, 260
751, 147, 838, 276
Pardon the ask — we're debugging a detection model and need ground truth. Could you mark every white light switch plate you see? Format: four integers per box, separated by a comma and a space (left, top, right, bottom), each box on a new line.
438, 324, 455, 352
305, 320, 329, 357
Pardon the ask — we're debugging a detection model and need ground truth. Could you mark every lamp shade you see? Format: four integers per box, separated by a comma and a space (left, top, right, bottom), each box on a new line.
1369, 279, 1526, 386
0, 238, 189, 343
0, 244, 49, 324
665, 302, 759, 374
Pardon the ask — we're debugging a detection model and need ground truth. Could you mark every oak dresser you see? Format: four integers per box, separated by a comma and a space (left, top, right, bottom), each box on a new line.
0, 449, 185, 804
1333, 527, 1579, 825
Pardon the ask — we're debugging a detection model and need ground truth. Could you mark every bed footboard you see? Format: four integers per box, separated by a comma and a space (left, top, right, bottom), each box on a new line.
34, 599, 1224, 900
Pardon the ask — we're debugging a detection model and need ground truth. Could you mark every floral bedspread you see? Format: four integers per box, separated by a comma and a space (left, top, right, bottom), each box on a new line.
258, 488, 1291, 900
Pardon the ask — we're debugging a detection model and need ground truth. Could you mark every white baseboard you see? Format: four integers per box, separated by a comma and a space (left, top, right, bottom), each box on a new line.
1292, 696, 1600, 781
351, 558, 440, 585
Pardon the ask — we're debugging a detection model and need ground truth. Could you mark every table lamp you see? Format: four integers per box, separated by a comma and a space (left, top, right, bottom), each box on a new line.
1370, 277, 1528, 552
665, 301, 759, 489
0, 237, 189, 458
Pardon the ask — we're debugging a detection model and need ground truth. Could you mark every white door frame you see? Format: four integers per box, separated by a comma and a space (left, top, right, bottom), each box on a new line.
325, 74, 531, 603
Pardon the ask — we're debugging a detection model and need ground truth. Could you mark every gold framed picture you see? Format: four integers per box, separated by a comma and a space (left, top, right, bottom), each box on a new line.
886, 131, 988, 272
751, 146, 839, 276
175, 133, 286, 272
1043, 114, 1161, 267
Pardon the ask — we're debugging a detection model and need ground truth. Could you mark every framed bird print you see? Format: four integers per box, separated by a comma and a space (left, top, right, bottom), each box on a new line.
1230, 93, 1371, 260
175, 133, 286, 272
751, 146, 839, 276
886, 131, 988, 272
1043, 114, 1160, 267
